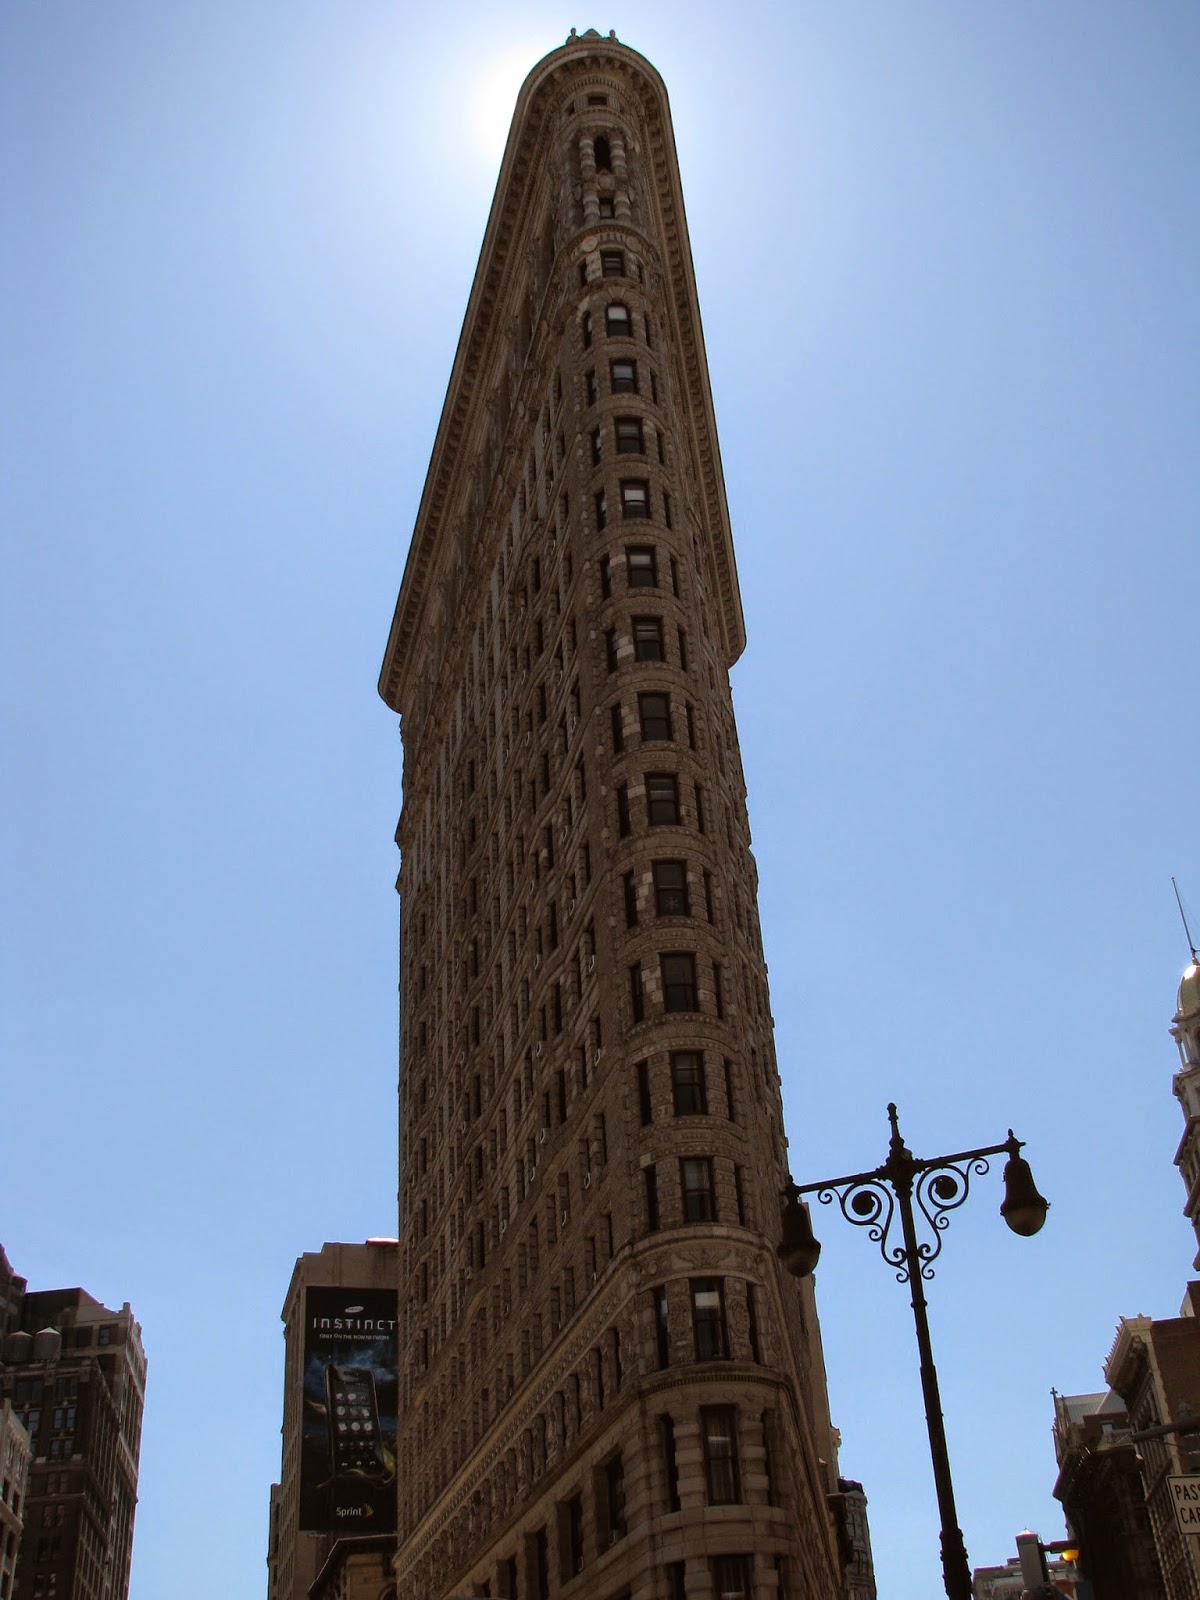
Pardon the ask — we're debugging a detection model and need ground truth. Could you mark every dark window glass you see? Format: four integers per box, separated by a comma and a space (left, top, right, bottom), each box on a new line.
610, 704, 624, 752
621, 479, 650, 518
712, 1555, 753, 1600
629, 961, 644, 1023
667, 1562, 686, 1600
611, 359, 638, 394
615, 416, 644, 454
586, 369, 598, 404
594, 136, 612, 171
639, 692, 672, 742
606, 303, 631, 337
680, 1156, 715, 1221
601, 248, 624, 277
599, 194, 615, 218
654, 1287, 670, 1369
633, 616, 664, 661
626, 546, 657, 587
670, 1050, 706, 1114
661, 1415, 680, 1511
623, 871, 638, 928
661, 951, 697, 1011
567, 1495, 584, 1574
691, 1279, 728, 1360
590, 427, 602, 465
644, 1165, 660, 1232
605, 628, 618, 673
654, 860, 689, 917
594, 489, 607, 530
605, 1452, 626, 1538
582, 312, 593, 349
637, 1060, 652, 1125
701, 1408, 741, 1504
600, 555, 613, 598
646, 773, 680, 826
617, 784, 631, 837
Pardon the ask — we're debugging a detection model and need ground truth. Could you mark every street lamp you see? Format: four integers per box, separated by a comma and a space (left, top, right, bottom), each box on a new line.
778, 1102, 1048, 1600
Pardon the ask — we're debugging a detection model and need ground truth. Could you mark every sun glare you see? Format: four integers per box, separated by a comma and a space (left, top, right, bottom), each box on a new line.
468, 44, 544, 164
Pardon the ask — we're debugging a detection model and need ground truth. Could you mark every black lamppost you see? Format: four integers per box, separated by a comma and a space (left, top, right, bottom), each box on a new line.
778, 1102, 1049, 1600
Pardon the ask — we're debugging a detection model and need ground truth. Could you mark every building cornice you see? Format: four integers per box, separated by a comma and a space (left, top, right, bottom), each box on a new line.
378, 33, 744, 714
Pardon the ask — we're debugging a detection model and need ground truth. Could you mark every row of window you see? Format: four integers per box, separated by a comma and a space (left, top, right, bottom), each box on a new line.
581, 302, 644, 345
585, 361, 657, 405
629, 951, 722, 1021
599, 544, 676, 595
594, 479, 671, 529
643, 1158, 743, 1231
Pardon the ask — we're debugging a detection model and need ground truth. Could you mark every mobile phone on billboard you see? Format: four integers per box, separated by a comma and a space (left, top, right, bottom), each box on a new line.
324, 1365, 388, 1479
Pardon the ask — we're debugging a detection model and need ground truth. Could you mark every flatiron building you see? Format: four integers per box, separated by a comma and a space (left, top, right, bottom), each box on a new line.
379, 31, 844, 1600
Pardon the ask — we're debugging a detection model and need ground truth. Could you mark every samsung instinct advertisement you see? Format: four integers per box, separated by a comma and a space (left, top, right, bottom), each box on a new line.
299, 1286, 398, 1533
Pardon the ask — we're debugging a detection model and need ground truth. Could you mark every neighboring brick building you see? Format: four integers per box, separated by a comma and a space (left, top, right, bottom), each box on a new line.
0, 1399, 31, 1600
378, 28, 845, 1600
0, 1252, 145, 1600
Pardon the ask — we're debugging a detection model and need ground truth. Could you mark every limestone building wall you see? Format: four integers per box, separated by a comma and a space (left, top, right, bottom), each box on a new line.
379, 32, 843, 1600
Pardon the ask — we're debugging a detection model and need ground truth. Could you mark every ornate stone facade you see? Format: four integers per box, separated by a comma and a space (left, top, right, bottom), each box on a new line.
379, 32, 843, 1600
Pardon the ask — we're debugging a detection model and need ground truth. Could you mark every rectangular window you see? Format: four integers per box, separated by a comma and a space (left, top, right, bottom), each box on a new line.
610, 359, 638, 394
638, 692, 672, 741
605, 628, 618, 672
680, 1156, 716, 1221
633, 616, 664, 661
626, 545, 657, 587
637, 1059, 652, 1124
601, 249, 625, 277
701, 1407, 741, 1504
663, 488, 673, 528
600, 554, 613, 597
610, 703, 624, 752
604, 1452, 626, 1539
661, 951, 697, 1011
712, 1555, 752, 1600
734, 1163, 745, 1223
567, 1494, 584, 1575
605, 302, 632, 337
644, 1164, 660, 1232
624, 871, 638, 928
586, 369, 598, 404
661, 1414, 680, 1511
667, 1562, 686, 1600
620, 479, 650, 518
598, 194, 615, 218
654, 860, 689, 917
590, 427, 602, 465
617, 784, 631, 837
747, 1284, 761, 1362
582, 312, 593, 349
691, 1279, 728, 1361
629, 962, 644, 1024
594, 489, 607, 529
713, 962, 724, 1020
670, 1050, 706, 1114
654, 1286, 670, 1369
677, 628, 688, 671
704, 870, 714, 923
615, 416, 644, 454
694, 783, 706, 833
646, 773, 680, 826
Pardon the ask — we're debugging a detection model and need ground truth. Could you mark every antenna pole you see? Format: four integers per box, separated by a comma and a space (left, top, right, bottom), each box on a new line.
1173, 877, 1198, 962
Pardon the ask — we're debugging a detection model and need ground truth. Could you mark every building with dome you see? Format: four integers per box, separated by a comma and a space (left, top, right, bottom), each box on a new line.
1052, 947, 1200, 1600
377, 29, 849, 1600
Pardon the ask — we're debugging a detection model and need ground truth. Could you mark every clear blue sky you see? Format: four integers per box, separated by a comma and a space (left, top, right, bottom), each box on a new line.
2, 4, 1197, 1597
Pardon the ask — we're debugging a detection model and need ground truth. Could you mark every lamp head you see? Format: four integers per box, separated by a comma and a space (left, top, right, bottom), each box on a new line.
778, 1185, 822, 1278
1000, 1147, 1049, 1237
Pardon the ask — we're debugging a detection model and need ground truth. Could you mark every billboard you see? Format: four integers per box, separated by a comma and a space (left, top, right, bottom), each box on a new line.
299, 1286, 398, 1534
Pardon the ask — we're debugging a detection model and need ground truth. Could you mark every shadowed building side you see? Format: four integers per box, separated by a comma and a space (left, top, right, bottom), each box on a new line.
380, 30, 845, 1600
